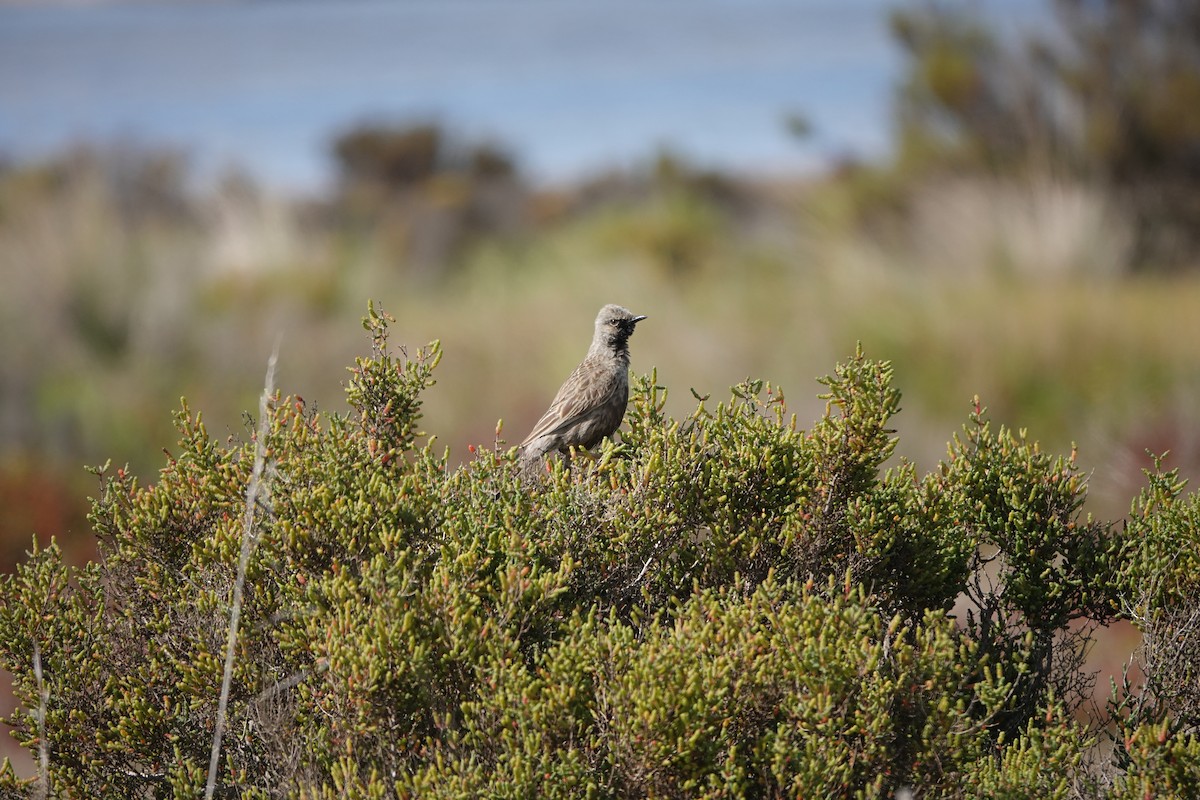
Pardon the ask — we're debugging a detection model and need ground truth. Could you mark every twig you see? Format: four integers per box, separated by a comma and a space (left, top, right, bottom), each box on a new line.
32, 639, 48, 800
206, 343, 278, 799
630, 553, 657, 587
250, 659, 328, 712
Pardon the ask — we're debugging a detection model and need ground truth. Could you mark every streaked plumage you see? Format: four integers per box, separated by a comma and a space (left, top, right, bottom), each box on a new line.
519, 304, 646, 464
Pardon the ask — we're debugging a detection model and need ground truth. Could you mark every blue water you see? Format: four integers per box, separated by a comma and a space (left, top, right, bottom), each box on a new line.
0, 0, 1041, 190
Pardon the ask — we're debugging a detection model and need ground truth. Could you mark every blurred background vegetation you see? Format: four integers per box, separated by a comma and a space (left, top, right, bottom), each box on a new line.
3, 0, 1200, 573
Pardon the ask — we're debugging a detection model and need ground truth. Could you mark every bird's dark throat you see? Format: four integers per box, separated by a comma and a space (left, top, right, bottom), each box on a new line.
606, 330, 633, 356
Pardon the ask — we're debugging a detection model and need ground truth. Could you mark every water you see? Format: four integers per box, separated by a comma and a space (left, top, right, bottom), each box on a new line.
0, 0, 1038, 190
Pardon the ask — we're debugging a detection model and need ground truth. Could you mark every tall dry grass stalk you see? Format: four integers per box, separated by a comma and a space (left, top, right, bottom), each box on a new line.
31, 640, 48, 800
205, 344, 278, 799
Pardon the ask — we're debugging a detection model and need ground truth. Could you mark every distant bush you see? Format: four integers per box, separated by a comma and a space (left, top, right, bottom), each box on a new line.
1, 306, 1198, 797
890, 0, 1200, 267
330, 122, 527, 273
571, 151, 772, 279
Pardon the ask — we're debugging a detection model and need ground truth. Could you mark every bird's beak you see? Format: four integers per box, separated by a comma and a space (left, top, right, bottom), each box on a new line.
632, 315, 647, 324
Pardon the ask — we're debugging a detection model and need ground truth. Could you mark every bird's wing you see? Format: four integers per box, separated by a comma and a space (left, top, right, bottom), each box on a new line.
520, 362, 611, 447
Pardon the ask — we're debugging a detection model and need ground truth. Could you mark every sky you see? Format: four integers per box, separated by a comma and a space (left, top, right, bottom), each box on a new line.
0, 0, 1045, 191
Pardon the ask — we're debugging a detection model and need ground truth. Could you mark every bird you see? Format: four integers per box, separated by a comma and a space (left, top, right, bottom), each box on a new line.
518, 304, 647, 466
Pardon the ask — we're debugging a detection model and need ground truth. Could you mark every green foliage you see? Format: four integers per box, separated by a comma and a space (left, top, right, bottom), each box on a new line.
936, 402, 1124, 735
0, 309, 1196, 796
1108, 723, 1200, 799
1106, 459, 1200, 744
1118, 459, 1200, 611
962, 704, 1092, 799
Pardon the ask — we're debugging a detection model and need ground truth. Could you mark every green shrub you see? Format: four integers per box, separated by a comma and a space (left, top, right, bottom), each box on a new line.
0, 306, 1196, 797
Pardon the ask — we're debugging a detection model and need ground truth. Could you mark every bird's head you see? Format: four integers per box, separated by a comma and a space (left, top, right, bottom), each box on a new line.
593, 304, 647, 350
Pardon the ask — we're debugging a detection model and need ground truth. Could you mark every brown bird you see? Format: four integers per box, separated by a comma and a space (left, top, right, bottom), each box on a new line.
519, 304, 647, 464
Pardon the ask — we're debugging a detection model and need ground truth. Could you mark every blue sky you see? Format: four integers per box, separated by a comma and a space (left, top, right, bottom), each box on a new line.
0, 0, 1044, 190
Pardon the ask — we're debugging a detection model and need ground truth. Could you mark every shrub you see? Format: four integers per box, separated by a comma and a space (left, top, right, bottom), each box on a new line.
0, 306, 1196, 797
890, 0, 1200, 266
329, 123, 526, 273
